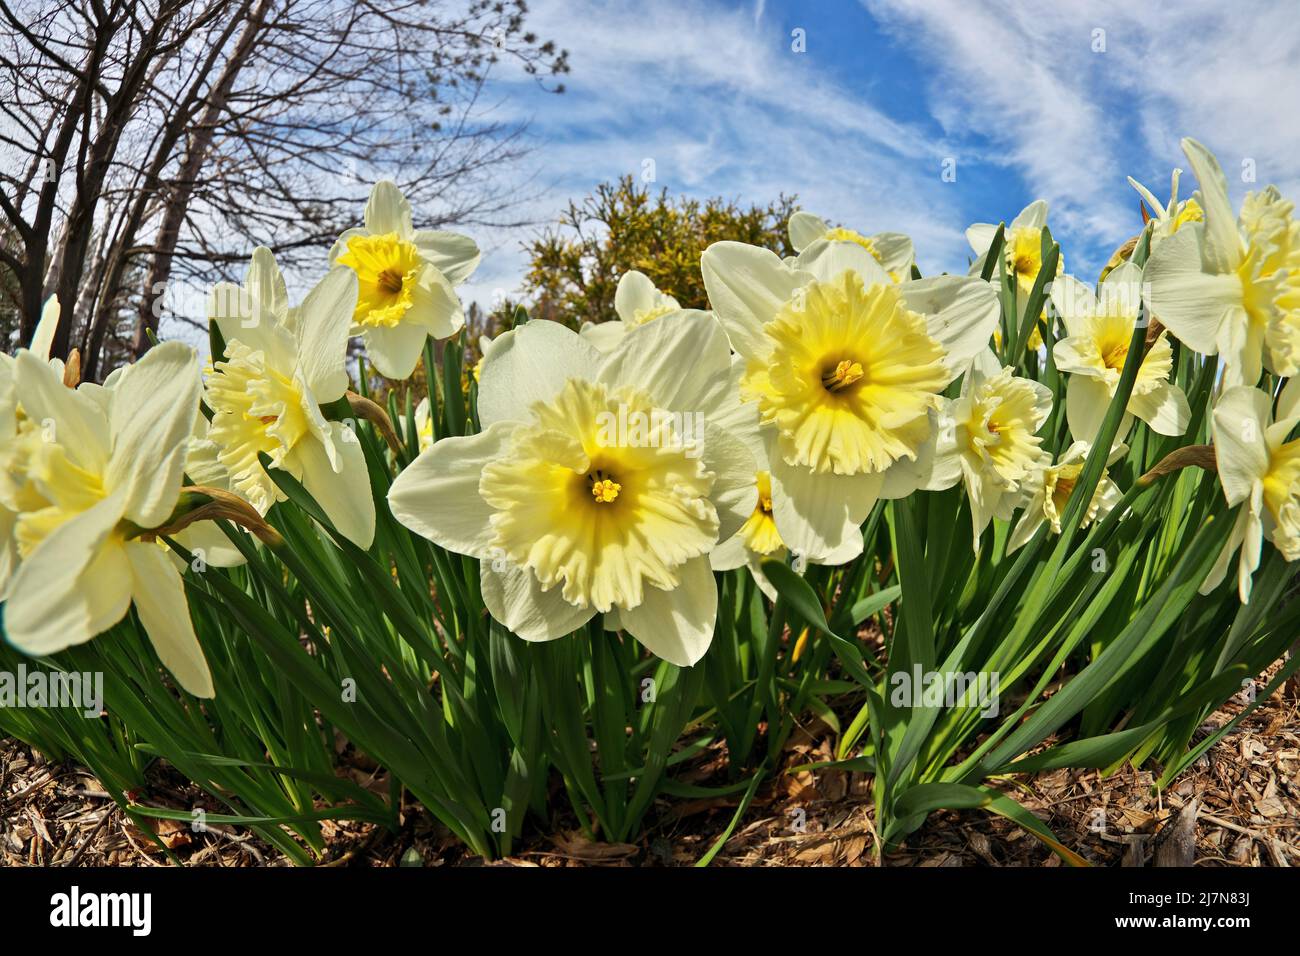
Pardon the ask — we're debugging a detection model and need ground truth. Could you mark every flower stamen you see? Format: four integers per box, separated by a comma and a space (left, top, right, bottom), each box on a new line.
821, 359, 865, 393
589, 470, 622, 503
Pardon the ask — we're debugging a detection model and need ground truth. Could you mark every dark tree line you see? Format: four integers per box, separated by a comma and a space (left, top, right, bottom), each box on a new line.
0, 0, 567, 378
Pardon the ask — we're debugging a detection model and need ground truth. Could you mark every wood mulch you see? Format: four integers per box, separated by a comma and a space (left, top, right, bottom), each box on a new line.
3, 670, 1297, 867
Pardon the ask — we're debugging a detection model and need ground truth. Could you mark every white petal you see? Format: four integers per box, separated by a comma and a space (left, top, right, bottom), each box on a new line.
387, 422, 517, 558
701, 241, 803, 360
30, 295, 60, 361
361, 320, 430, 380
965, 222, 999, 256
613, 270, 660, 323
1065, 374, 1112, 445
1145, 224, 1242, 355
293, 422, 376, 548
788, 211, 829, 252
964, 467, 1004, 552
1098, 260, 1143, 315
1201, 506, 1250, 596
406, 263, 465, 339
125, 542, 214, 697
412, 229, 480, 285
480, 560, 595, 641
14, 351, 111, 473
768, 450, 880, 565
4, 491, 130, 655
1127, 176, 1166, 220
744, 552, 781, 601
209, 251, 294, 365
477, 320, 601, 428
1011, 199, 1049, 232
618, 556, 716, 666
578, 321, 629, 353
1181, 138, 1242, 273
873, 233, 915, 276
295, 267, 358, 402
708, 357, 764, 460
246, 246, 289, 327
0, 506, 15, 597
106, 341, 203, 528
1127, 381, 1191, 436
901, 275, 1000, 371
708, 533, 749, 572
597, 310, 731, 413
1211, 386, 1271, 506
700, 422, 758, 543
172, 520, 247, 569
327, 227, 367, 267
881, 409, 959, 497
1237, 509, 1264, 602
364, 180, 413, 237
1048, 274, 1098, 339
1006, 499, 1046, 554
1279, 375, 1300, 422
795, 237, 890, 287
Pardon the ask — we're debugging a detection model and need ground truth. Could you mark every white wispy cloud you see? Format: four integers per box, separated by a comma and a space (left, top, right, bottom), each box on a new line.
459, 0, 978, 310
864, 0, 1300, 273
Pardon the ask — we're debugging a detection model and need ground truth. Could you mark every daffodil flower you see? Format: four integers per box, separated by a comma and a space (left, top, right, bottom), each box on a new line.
205, 247, 375, 548
1128, 167, 1202, 249
708, 400, 790, 599
967, 200, 1062, 299
1, 295, 74, 583
894, 353, 1054, 551
388, 312, 758, 666
413, 397, 436, 453
786, 211, 915, 282
579, 271, 687, 353
1006, 440, 1124, 553
701, 235, 1000, 563
0, 342, 214, 697
1202, 383, 1300, 602
330, 181, 480, 379
1146, 138, 1300, 388
1050, 261, 1190, 443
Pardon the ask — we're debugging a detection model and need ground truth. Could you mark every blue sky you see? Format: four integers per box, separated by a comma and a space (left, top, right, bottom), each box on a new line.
452, 0, 1300, 311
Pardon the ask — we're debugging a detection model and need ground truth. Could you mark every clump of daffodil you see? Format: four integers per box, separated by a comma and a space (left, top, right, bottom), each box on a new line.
330, 181, 480, 379
0, 340, 214, 697
895, 353, 1054, 551
786, 211, 915, 282
1146, 138, 1300, 388
1007, 440, 1124, 553
579, 271, 693, 353
968, 200, 1062, 350
388, 313, 758, 666
701, 233, 1000, 563
1203, 383, 1300, 602
1050, 261, 1190, 443
205, 247, 375, 548
967, 200, 1064, 297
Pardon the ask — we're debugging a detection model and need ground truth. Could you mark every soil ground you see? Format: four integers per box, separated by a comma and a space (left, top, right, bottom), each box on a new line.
3, 671, 1297, 867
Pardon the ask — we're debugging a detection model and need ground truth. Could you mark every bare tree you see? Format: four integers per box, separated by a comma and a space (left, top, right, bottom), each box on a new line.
0, 0, 568, 378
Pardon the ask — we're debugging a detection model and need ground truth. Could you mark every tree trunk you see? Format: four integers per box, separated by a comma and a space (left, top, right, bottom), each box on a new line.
133, 0, 270, 359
